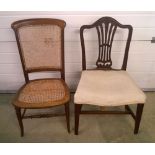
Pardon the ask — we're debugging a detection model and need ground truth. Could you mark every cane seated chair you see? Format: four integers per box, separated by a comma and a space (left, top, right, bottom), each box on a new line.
11, 18, 70, 136
74, 17, 146, 135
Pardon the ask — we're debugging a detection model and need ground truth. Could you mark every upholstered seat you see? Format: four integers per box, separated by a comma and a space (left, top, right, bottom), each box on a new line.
14, 79, 70, 108
75, 70, 146, 106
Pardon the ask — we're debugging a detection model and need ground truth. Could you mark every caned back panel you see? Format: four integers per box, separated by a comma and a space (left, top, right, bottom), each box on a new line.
18, 24, 62, 71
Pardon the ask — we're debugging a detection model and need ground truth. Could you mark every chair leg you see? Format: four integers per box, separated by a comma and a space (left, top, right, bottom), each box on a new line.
65, 103, 70, 133
125, 105, 128, 111
75, 104, 82, 135
134, 104, 144, 134
15, 107, 24, 137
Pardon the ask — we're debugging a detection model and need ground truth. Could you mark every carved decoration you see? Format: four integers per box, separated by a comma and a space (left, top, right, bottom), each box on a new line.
96, 22, 117, 69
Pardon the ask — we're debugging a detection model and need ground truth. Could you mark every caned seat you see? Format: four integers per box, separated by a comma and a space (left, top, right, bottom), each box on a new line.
75, 70, 146, 106
74, 17, 146, 135
11, 18, 70, 136
14, 79, 70, 108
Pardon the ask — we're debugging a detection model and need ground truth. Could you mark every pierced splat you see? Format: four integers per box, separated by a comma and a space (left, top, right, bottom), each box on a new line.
96, 22, 117, 69
80, 17, 133, 71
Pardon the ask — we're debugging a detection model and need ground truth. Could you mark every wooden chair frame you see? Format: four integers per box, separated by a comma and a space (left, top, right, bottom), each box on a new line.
11, 18, 70, 136
75, 16, 144, 135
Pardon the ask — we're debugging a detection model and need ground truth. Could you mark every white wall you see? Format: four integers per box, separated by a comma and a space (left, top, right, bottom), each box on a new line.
0, 11, 155, 92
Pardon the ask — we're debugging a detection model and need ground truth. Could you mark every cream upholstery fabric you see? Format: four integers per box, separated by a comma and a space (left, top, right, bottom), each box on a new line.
74, 70, 146, 106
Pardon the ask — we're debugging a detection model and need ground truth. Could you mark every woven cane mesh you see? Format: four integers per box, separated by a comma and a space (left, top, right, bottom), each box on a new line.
17, 79, 69, 107
18, 25, 62, 71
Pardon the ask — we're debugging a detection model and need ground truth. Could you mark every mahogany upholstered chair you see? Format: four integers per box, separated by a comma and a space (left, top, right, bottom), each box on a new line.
74, 17, 146, 135
11, 18, 70, 136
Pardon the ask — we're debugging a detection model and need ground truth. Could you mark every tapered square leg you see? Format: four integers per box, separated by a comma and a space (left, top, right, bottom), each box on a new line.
134, 104, 144, 134
15, 107, 24, 137
65, 103, 70, 133
125, 105, 128, 111
75, 104, 82, 135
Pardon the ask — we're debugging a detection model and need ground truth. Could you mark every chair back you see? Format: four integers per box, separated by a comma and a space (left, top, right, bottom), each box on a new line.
80, 16, 133, 70
12, 18, 66, 82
